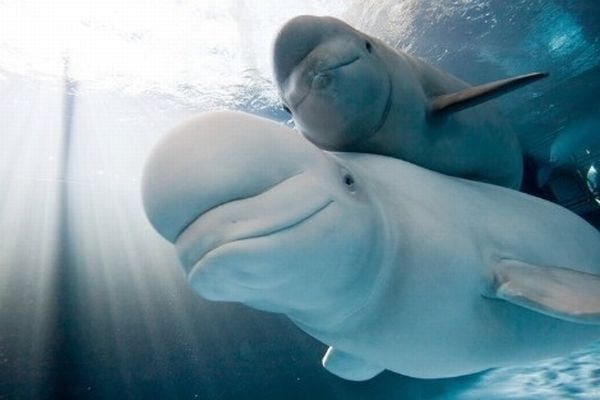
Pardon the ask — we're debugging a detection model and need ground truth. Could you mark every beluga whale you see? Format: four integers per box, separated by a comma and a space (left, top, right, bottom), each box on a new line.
142, 111, 600, 381
273, 15, 549, 189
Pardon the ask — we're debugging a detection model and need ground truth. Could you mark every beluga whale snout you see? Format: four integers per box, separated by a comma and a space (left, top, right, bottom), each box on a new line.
273, 15, 549, 189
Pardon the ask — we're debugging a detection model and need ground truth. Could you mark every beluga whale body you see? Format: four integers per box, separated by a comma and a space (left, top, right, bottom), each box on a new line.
273, 15, 549, 189
142, 111, 600, 381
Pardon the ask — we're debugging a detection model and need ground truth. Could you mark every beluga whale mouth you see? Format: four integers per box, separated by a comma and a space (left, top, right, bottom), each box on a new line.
315, 55, 360, 75
174, 170, 334, 278
288, 56, 360, 109
289, 54, 364, 111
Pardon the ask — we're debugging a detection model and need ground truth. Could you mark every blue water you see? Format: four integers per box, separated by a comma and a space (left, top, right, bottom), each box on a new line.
0, 1, 599, 399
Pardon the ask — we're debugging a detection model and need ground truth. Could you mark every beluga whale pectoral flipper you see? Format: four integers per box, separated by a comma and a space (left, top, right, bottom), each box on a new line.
428, 72, 549, 115
142, 111, 600, 381
488, 259, 600, 324
321, 347, 384, 381
273, 15, 550, 189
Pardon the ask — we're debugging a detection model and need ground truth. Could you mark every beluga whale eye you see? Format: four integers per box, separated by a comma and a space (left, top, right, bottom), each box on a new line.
365, 40, 373, 53
282, 104, 292, 114
342, 171, 356, 192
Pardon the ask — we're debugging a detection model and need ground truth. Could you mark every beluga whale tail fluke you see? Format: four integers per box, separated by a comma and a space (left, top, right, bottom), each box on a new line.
272, 15, 549, 189
142, 110, 600, 381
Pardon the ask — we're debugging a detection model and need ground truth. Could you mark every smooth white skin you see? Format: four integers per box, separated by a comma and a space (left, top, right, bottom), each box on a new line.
273, 16, 523, 189
142, 111, 600, 379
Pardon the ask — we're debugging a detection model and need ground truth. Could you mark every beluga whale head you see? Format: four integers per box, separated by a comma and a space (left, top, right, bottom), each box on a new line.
142, 111, 385, 320
273, 15, 549, 189
273, 15, 393, 150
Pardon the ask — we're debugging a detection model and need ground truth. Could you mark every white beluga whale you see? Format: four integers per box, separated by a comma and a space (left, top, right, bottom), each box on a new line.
272, 15, 549, 189
142, 111, 600, 381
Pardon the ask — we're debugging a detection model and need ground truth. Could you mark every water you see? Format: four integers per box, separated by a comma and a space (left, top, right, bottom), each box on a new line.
0, 1, 598, 399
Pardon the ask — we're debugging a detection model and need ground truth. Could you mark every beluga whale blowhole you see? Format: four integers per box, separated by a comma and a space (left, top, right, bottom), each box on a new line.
142, 111, 600, 381
273, 15, 549, 189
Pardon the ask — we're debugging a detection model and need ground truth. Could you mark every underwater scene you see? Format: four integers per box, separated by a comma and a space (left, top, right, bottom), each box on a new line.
0, 1, 599, 399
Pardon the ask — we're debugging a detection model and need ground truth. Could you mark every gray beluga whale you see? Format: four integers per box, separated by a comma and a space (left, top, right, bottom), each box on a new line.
142, 110, 600, 381
272, 15, 549, 189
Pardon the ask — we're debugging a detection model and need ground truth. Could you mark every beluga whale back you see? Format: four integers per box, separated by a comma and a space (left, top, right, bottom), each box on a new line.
142, 111, 600, 381
272, 15, 548, 189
